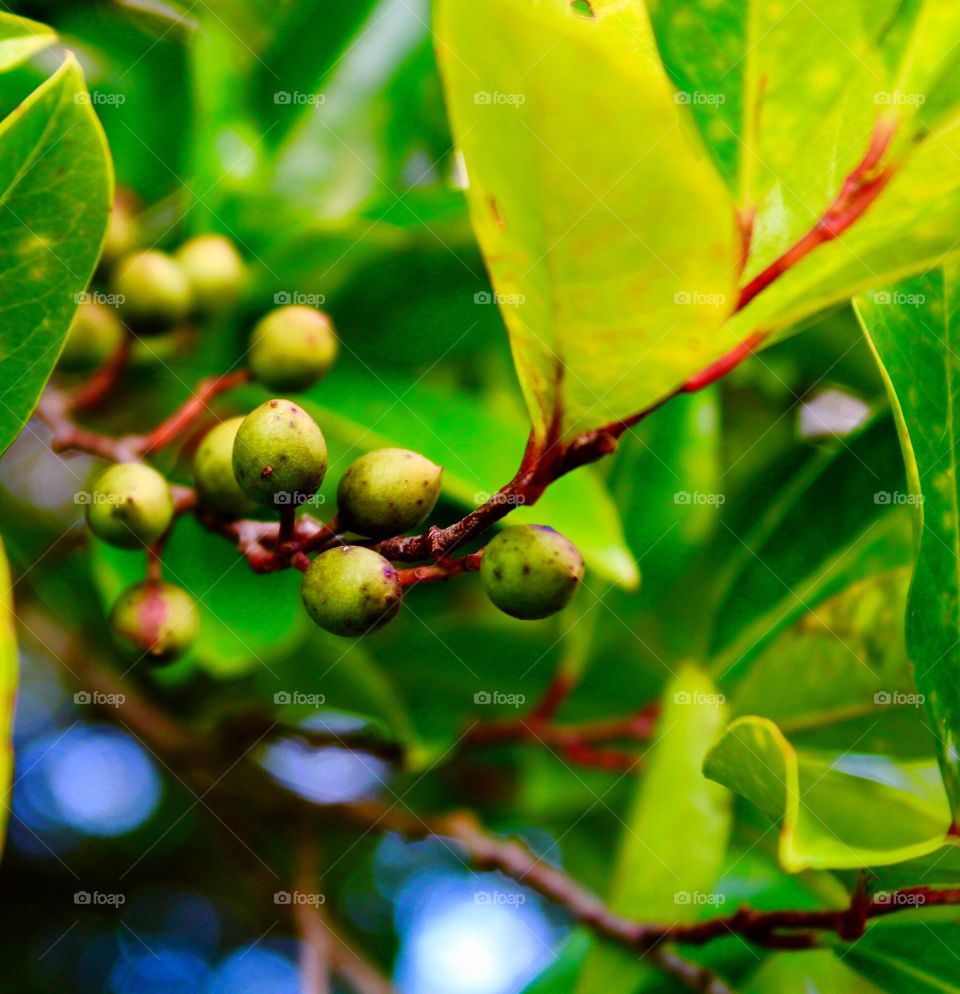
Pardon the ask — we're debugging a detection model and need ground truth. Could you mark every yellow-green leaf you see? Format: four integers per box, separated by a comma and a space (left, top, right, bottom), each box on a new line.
0, 539, 16, 854
435, 0, 741, 441
0, 11, 55, 72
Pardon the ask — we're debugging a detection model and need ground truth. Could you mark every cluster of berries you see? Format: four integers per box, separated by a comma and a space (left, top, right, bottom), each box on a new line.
67, 205, 585, 666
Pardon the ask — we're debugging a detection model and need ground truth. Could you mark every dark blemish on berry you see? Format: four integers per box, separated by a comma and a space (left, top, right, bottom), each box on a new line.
261, 466, 273, 478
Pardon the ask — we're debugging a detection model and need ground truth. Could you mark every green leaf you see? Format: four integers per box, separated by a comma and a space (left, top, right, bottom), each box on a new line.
703, 716, 951, 872
856, 265, 960, 816
709, 415, 913, 682
0, 56, 112, 455
435, 0, 741, 441
648, 0, 880, 276
838, 923, 960, 994
0, 538, 17, 855
0, 12, 55, 72
577, 665, 730, 994
745, 950, 883, 994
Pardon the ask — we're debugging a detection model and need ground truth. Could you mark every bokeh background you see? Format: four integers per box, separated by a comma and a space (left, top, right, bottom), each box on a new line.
0, 1, 908, 991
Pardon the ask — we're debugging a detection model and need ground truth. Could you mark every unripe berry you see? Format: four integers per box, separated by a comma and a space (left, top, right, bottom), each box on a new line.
109, 581, 199, 664
175, 234, 246, 316
337, 448, 442, 538
58, 300, 124, 372
248, 305, 337, 391
113, 250, 192, 332
301, 546, 402, 637
193, 417, 254, 516
87, 462, 174, 549
100, 191, 140, 269
232, 399, 327, 507
480, 525, 584, 620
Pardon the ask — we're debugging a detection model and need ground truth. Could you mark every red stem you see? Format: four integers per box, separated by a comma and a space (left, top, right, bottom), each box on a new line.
70, 336, 132, 412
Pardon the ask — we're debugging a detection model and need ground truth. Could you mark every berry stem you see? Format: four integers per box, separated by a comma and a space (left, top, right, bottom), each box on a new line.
69, 335, 132, 412
396, 551, 483, 586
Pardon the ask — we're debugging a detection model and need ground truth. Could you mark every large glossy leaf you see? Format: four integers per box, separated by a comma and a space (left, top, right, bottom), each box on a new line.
0, 12, 55, 71
0, 56, 112, 455
745, 951, 883, 994
0, 538, 16, 854
435, 0, 741, 441
856, 266, 960, 816
709, 416, 913, 683
704, 717, 951, 871
577, 665, 730, 994
838, 923, 960, 994
648, 0, 880, 277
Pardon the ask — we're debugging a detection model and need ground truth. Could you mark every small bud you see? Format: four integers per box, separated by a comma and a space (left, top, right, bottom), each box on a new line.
248, 305, 337, 391
58, 301, 124, 372
109, 581, 199, 664
193, 417, 255, 515
301, 546, 402, 637
232, 399, 327, 507
175, 234, 246, 316
337, 448, 443, 538
480, 525, 584, 620
113, 250, 192, 332
87, 462, 174, 549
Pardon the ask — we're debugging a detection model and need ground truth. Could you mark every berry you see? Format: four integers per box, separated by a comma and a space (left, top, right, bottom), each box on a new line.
193, 417, 254, 515
480, 525, 584, 620
248, 305, 337, 391
86, 462, 174, 549
301, 546, 402, 637
58, 300, 124, 372
113, 250, 192, 331
99, 191, 140, 269
337, 448, 442, 538
175, 234, 246, 316
109, 581, 199, 664
232, 399, 327, 507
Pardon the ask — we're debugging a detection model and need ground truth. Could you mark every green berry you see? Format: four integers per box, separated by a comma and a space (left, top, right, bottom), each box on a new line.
86, 462, 174, 549
113, 250, 192, 332
480, 525, 584, 620
109, 581, 199, 664
337, 448, 443, 538
193, 417, 255, 516
175, 234, 246, 316
58, 300, 124, 372
232, 399, 327, 507
248, 305, 337, 391
301, 546, 402, 637
100, 191, 140, 269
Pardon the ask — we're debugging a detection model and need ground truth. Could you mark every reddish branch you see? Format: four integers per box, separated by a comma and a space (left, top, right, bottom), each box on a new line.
70, 337, 132, 411
397, 551, 483, 586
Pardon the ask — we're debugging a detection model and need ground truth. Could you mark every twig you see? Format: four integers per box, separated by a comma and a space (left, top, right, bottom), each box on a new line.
70, 336, 132, 411
293, 836, 332, 994
397, 551, 483, 586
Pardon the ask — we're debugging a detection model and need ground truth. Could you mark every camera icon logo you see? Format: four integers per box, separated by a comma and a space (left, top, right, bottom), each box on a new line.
474, 291, 492, 304
274, 891, 292, 905
274, 691, 292, 705
474, 91, 492, 105
74, 892, 92, 905
474, 691, 492, 705
274, 291, 292, 304
274, 91, 292, 105
74, 692, 92, 705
